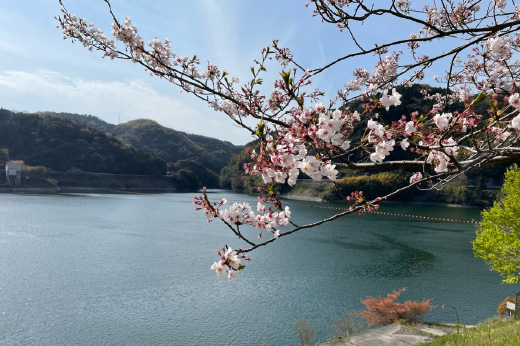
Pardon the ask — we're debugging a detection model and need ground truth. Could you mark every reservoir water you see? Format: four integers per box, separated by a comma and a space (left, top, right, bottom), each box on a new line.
0, 192, 512, 345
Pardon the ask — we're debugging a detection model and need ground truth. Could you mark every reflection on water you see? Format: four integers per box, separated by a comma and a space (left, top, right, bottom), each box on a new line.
410, 224, 468, 233
318, 233, 436, 278
0, 192, 511, 345
382, 247, 436, 278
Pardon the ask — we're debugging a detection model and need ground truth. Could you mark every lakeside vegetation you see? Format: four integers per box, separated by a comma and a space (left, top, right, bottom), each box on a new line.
282, 172, 499, 207
420, 318, 520, 345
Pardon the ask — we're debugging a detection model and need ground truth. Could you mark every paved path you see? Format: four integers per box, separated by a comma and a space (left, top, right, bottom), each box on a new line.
318, 323, 457, 346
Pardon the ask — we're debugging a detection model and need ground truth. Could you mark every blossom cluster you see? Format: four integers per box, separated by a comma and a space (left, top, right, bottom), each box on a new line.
210, 246, 250, 279
193, 191, 291, 239
343, 54, 400, 95
219, 201, 291, 237
244, 102, 362, 185
346, 191, 381, 214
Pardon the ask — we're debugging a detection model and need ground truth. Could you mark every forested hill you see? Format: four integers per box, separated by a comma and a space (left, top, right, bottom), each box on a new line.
112, 119, 241, 173
40, 112, 242, 174
0, 108, 165, 175
0, 109, 243, 189
36, 111, 116, 133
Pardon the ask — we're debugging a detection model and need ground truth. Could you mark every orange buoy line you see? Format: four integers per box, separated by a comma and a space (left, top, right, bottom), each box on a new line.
208, 199, 478, 224
288, 202, 478, 224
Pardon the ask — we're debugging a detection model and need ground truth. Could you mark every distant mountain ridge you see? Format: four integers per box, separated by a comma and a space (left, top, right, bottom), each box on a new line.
112, 119, 241, 173
37, 111, 116, 133
42, 112, 241, 173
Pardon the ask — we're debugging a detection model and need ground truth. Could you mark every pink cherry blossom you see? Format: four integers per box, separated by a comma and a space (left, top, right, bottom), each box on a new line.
409, 172, 423, 184
443, 137, 459, 157
427, 150, 451, 173
493, 0, 506, 11
211, 260, 227, 276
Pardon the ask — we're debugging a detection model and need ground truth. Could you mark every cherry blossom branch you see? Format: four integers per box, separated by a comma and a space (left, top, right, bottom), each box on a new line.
57, 0, 520, 278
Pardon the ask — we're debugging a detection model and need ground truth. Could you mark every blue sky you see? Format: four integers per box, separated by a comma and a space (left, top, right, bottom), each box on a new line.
0, 0, 441, 145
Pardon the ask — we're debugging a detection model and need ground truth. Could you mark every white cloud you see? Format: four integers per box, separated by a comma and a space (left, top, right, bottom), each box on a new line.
0, 39, 22, 54
0, 70, 253, 145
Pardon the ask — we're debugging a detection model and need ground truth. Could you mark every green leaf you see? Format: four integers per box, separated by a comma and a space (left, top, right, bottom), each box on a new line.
280, 70, 292, 89
256, 116, 264, 137
471, 91, 487, 105
491, 101, 498, 114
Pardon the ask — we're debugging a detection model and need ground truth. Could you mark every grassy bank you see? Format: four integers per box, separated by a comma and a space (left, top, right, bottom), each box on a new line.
283, 177, 498, 207
420, 318, 520, 345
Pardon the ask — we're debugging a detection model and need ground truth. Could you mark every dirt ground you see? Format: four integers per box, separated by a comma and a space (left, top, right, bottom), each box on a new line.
318, 323, 460, 346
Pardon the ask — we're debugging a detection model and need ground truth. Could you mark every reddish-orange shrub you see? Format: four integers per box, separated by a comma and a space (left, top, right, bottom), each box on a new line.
497, 297, 515, 317
359, 287, 435, 325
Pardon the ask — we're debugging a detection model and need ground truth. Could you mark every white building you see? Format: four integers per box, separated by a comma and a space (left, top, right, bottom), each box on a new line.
5, 162, 22, 187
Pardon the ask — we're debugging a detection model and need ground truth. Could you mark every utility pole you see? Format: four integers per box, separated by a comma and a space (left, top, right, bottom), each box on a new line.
515, 292, 520, 320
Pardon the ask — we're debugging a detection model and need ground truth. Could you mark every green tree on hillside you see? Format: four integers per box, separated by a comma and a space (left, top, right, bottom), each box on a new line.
0, 148, 9, 164
473, 165, 520, 284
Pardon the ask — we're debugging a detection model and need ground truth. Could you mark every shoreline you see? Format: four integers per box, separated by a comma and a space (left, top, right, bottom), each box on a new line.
0, 187, 483, 209
0, 186, 177, 193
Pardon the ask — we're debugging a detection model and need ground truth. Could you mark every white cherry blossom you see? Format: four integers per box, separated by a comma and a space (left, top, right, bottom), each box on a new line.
401, 138, 410, 150
405, 121, 416, 135
488, 36, 511, 60
380, 88, 402, 111
511, 114, 520, 130
433, 113, 453, 130
509, 93, 520, 109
